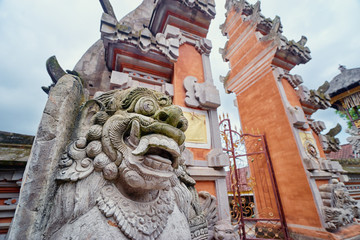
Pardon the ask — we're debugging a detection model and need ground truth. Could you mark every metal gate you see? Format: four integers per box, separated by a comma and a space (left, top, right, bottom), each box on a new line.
219, 114, 289, 240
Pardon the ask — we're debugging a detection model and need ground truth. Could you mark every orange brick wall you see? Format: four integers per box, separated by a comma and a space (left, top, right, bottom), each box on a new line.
173, 44, 204, 107
172, 44, 209, 161
195, 180, 217, 197
235, 71, 322, 228
281, 78, 327, 158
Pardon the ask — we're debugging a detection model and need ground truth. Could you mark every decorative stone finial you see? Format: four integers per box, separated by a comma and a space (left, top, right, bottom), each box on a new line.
298, 36, 307, 46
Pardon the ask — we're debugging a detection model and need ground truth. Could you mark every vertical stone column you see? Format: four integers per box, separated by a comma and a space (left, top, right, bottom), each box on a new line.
8, 74, 83, 239
202, 46, 231, 220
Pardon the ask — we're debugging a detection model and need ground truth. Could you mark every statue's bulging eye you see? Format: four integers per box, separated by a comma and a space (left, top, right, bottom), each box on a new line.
158, 96, 169, 106
134, 97, 158, 116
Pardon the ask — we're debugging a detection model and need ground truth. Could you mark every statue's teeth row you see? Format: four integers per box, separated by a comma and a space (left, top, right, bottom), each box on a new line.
132, 134, 180, 157
143, 157, 172, 171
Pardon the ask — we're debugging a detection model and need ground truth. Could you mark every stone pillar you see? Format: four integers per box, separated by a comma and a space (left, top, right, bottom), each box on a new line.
7, 74, 83, 239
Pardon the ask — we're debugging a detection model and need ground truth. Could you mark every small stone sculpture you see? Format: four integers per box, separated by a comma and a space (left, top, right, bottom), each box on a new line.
320, 123, 342, 153
319, 179, 359, 231
346, 127, 360, 157
212, 220, 240, 240
44, 87, 213, 239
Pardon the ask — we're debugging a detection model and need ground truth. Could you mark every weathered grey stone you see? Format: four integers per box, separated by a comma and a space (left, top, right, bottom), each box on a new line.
99, 0, 117, 19
207, 148, 229, 168
196, 38, 212, 55
110, 71, 133, 89
303, 157, 319, 171
285, 74, 303, 89
213, 220, 240, 240
309, 120, 326, 135
73, 39, 111, 97
297, 83, 331, 111
194, 82, 221, 109
7, 72, 84, 240
346, 127, 360, 157
118, 0, 157, 32
318, 179, 359, 231
329, 161, 345, 173
184, 76, 221, 109
183, 148, 195, 166
10, 87, 224, 239
184, 76, 201, 108
100, 12, 117, 34
287, 105, 309, 129
48, 204, 191, 240
164, 25, 181, 39
320, 124, 341, 153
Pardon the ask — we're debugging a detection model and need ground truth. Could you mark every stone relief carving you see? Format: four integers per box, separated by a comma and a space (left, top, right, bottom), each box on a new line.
222, 0, 310, 69
297, 82, 331, 111
43, 87, 218, 239
319, 179, 360, 231
284, 73, 303, 89
179, 0, 216, 18
184, 76, 221, 109
309, 120, 326, 135
319, 123, 342, 153
184, 76, 201, 108
287, 105, 309, 129
212, 220, 240, 240
198, 191, 240, 240
346, 127, 360, 157
101, 12, 180, 62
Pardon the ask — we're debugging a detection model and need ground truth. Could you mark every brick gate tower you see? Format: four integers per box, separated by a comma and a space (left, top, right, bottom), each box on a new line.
220, 0, 360, 239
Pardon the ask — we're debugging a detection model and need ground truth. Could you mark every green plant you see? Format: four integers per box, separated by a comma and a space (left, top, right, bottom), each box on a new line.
335, 108, 359, 129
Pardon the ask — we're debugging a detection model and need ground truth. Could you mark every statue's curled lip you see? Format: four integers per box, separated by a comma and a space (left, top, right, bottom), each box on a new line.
132, 134, 180, 169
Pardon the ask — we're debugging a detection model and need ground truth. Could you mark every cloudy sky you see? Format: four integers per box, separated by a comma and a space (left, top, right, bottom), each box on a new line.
0, 0, 359, 144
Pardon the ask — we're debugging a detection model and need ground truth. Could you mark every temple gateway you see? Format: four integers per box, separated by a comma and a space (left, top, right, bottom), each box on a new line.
3, 0, 360, 240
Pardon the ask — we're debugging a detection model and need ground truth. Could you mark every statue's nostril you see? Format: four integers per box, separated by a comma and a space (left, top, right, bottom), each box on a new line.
177, 121, 183, 129
158, 111, 168, 121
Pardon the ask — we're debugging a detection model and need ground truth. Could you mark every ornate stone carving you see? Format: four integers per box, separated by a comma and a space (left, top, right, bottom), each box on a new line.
194, 82, 221, 109
346, 127, 360, 157
177, 0, 216, 19
222, 0, 310, 70
287, 105, 309, 129
284, 73, 303, 89
319, 179, 360, 231
276, 36, 311, 65
309, 120, 326, 135
43, 87, 219, 239
184, 76, 221, 109
195, 38, 213, 55
297, 82, 331, 112
184, 76, 201, 108
42, 56, 78, 94
97, 184, 174, 240
213, 220, 240, 240
101, 13, 180, 62
319, 123, 341, 153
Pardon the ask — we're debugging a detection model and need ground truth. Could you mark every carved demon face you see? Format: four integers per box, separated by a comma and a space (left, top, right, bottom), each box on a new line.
103, 89, 188, 192
59, 88, 188, 194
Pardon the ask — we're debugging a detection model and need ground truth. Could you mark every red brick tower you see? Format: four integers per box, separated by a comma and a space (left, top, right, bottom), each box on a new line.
221, 0, 360, 238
